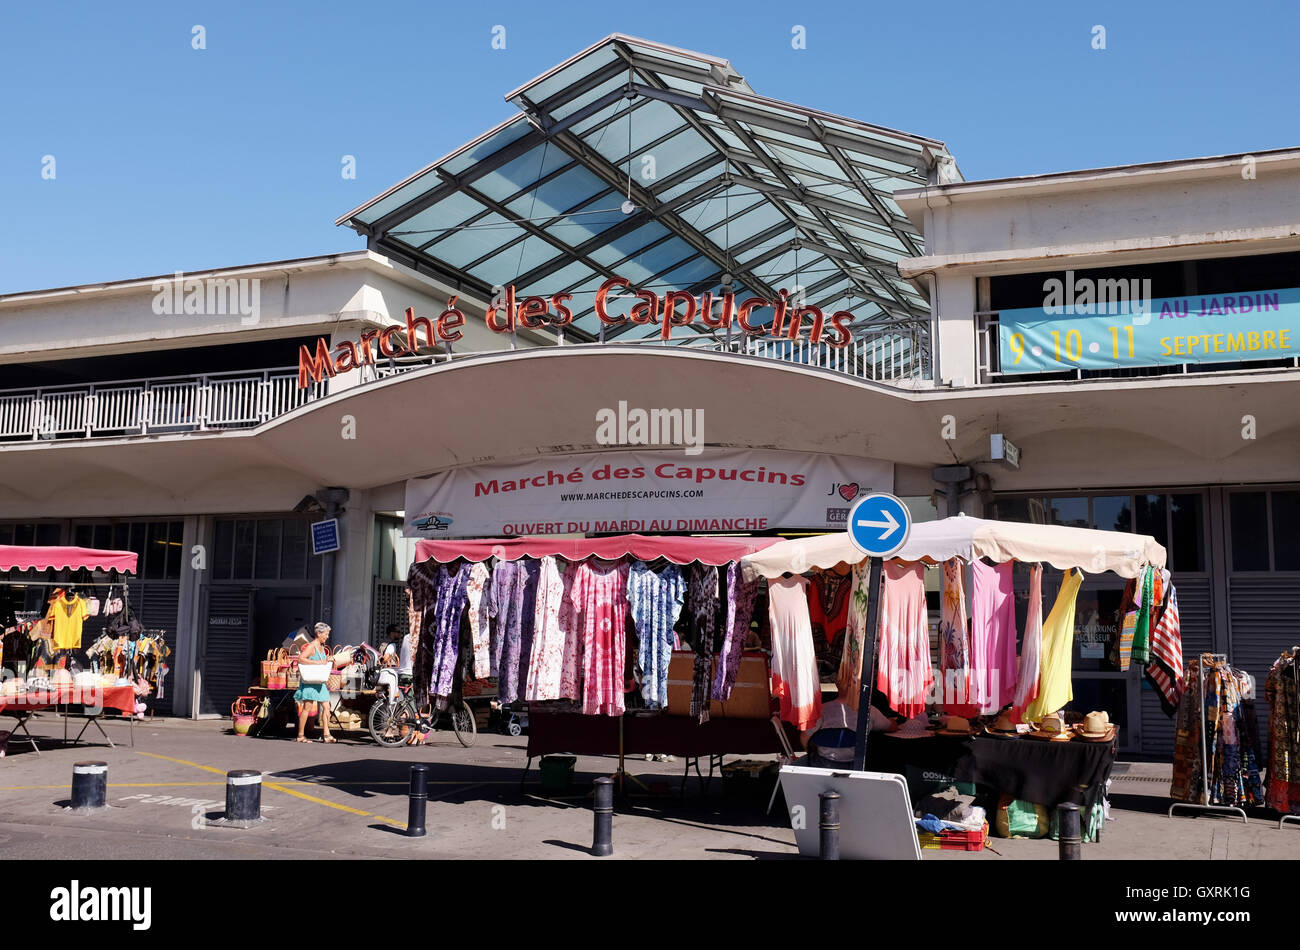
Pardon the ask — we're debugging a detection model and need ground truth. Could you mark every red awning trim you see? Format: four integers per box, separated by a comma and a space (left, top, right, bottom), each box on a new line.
0, 546, 139, 574
413, 534, 782, 567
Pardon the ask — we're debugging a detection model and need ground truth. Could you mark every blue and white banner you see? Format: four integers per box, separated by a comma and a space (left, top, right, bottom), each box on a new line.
998, 286, 1299, 374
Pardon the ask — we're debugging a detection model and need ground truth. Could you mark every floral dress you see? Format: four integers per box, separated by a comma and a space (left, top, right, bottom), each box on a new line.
939, 558, 976, 716
526, 557, 578, 701
428, 561, 472, 705
466, 561, 492, 679
686, 564, 719, 723
835, 562, 872, 710
571, 559, 630, 717
712, 562, 759, 701
489, 559, 540, 705
628, 561, 686, 709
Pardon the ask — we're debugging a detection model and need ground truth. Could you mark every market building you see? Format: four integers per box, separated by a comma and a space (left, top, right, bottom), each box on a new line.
1, 35, 1296, 761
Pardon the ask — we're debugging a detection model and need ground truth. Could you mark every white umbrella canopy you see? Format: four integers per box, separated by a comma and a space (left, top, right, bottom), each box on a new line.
742, 513, 1166, 580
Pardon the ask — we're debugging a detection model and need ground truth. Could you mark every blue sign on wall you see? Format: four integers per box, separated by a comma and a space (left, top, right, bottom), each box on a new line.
311, 518, 341, 556
999, 286, 1299, 374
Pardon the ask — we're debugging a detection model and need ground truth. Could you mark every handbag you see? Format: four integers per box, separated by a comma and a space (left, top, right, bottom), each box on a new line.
261, 648, 287, 688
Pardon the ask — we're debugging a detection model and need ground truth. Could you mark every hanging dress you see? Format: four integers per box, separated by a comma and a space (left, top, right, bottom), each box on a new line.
969, 559, 1018, 714
465, 561, 492, 679
428, 562, 472, 705
1265, 648, 1300, 814
1011, 564, 1044, 721
526, 557, 577, 701
1023, 568, 1083, 722
767, 574, 822, 730
686, 564, 719, 723
835, 562, 872, 710
876, 561, 933, 720
489, 559, 539, 705
571, 560, 630, 717
628, 561, 686, 709
713, 562, 760, 701
939, 559, 976, 717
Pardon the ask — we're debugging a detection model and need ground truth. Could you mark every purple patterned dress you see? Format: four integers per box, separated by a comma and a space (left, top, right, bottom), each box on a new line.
712, 562, 760, 701
628, 561, 686, 709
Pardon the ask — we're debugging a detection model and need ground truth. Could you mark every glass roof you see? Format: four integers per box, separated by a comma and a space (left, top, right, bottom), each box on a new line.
336, 34, 958, 342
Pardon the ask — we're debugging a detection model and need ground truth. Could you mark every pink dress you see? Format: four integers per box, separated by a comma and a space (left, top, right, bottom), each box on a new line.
570, 560, 629, 716
767, 575, 822, 730
1011, 564, 1043, 721
939, 559, 978, 717
969, 559, 1019, 714
876, 561, 933, 719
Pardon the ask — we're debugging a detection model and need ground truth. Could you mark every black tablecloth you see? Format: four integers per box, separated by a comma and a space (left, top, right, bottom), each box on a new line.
866, 732, 1118, 808
526, 712, 791, 759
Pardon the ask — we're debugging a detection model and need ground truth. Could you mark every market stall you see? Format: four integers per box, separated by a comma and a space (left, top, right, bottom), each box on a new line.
408, 534, 784, 788
0, 545, 152, 754
742, 513, 1183, 842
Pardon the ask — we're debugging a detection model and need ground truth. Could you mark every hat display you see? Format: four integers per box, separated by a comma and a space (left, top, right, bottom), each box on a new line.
1074, 710, 1117, 742
894, 713, 935, 739
1026, 712, 1073, 741
984, 710, 1022, 739
938, 715, 975, 736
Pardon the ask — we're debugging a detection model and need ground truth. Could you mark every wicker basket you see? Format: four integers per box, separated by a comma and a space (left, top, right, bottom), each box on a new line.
261, 648, 287, 689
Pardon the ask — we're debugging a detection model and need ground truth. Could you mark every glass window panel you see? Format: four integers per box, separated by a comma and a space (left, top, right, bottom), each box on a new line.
588, 221, 671, 267
589, 101, 688, 165
74, 525, 93, 547
637, 129, 716, 181
13, 524, 34, 546
1070, 585, 1127, 673
1134, 494, 1168, 549
505, 165, 607, 220
713, 203, 787, 245
654, 162, 724, 203
145, 522, 167, 579
233, 520, 255, 579
255, 519, 282, 580
522, 46, 619, 105
1271, 491, 1300, 570
694, 193, 766, 234
213, 520, 234, 580
547, 193, 625, 244
991, 497, 1031, 522
619, 240, 694, 284
440, 118, 534, 176
282, 521, 308, 581
128, 523, 147, 567
656, 255, 720, 290
548, 73, 627, 121
1229, 492, 1268, 571
1091, 495, 1131, 532
0, 525, 12, 545
397, 193, 488, 246
352, 168, 442, 225
571, 99, 624, 136
423, 213, 525, 266
474, 145, 572, 204
531, 259, 595, 295
166, 521, 182, 579
1050, 497, 1089, 529
112, 523, 129, 553
469, 239, 565, 286
94, 525, 112, 551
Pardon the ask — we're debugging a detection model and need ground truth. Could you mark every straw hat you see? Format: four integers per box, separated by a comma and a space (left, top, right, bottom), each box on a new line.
938, 715, 975, 736
1075, 710, 1116, 741
984, 710, 1021, 738
1039, 713, 1066, 734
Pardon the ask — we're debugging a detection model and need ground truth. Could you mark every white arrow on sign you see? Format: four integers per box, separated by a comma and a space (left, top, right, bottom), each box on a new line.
857, 509, 900, 540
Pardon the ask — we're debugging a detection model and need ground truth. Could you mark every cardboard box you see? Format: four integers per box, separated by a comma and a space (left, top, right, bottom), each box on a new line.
665, 650, 772, 719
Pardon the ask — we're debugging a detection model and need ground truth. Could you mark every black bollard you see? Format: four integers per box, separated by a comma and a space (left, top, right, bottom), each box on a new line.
407, 764, 428, 838
1057, 803, 1082, 860
819, 790, 841, 860
70, 761, 107, 812
592, 776, 613, 856
225, 770, 263, 826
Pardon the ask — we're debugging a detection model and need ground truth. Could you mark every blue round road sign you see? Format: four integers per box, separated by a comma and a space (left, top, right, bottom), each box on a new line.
847, 493, 912, 558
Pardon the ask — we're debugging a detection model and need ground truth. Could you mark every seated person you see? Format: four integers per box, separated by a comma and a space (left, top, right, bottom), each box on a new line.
380, 623, 414, 687
800, 696, 899, 767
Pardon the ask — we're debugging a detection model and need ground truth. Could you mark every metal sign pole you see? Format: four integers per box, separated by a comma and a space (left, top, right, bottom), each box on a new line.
852, 556, 883, 771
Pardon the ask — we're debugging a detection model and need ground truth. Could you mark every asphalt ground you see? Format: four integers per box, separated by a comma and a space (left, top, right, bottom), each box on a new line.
1, 712, 1297, 861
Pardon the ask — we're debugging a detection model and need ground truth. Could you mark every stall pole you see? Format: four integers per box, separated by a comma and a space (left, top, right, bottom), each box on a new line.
609, 715, 647, 794
592, 776, 614, 856
407, 764, 429, 837
851, 557, 884, 771
1057, 803, 1081, 860
819, 790, 841, 860
1168, 654, 1248, 824
70, 761, 108, 812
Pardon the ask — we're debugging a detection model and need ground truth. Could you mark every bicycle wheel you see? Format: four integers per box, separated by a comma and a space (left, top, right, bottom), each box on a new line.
451, 700, 477, 747
369, 698, 418, 748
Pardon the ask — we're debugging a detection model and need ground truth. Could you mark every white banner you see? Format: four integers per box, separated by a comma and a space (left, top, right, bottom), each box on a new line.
403, 449, 892, 538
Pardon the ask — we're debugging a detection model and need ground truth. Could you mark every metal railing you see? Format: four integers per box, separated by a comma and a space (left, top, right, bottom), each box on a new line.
0, 326, 931, 443
0, 368, 328, 441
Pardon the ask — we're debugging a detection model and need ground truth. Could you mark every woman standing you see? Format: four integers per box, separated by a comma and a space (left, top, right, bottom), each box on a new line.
295, 622, 350, 743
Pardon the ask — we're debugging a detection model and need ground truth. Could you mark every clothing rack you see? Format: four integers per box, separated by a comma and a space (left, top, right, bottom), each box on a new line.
1169, 653, 1248, 824
1280, 649, 1300, 831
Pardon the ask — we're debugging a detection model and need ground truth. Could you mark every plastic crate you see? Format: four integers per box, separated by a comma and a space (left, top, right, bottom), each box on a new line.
917, 821, 989, 851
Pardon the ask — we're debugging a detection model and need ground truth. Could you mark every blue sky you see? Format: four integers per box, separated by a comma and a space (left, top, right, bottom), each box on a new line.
1, 0, 1296, 292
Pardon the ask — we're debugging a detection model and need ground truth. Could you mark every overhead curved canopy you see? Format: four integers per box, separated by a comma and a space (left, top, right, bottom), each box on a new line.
742, 514, 1167, 580
0, 545, 138, 574
415, 533, 779, 567
337, 34, 957, 357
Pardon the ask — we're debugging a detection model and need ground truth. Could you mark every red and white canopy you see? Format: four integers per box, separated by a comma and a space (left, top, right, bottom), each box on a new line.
0, 545, 138, 574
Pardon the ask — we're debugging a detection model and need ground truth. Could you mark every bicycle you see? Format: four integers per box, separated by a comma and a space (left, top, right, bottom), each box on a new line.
367, 678, 476, 748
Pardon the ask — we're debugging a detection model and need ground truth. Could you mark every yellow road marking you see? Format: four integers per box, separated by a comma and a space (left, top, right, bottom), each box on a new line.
136, 750, 228, 776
